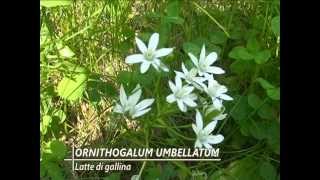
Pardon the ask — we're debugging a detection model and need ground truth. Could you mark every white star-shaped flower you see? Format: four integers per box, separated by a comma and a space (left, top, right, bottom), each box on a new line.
188, 45, 225, 77
166, 76, 197, 112
175, 62, 207, 90
114, 84, 154, 118
125, 33, 173, 73
192, 110, 224, 149
202, 76, 233, 109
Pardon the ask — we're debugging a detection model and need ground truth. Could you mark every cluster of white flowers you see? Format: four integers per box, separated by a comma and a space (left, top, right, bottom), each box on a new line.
113, 32, 233, 149
166, 44, 233, 148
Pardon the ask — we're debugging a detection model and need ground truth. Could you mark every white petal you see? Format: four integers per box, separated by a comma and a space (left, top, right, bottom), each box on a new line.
217, 85, 228, 94
155, 48, 173, 58
220, 94, 233, 101
177, 100, 187, 112
188, 93, 198, 100
113, 104, 124, 113
213, 98, 223, 109
199, 45, 206, 65
148, 33, 159, 51
175, 76, 182, 89
119, 84, 127, 106
166, 94, 176, 103
127, 89, 142, 106
132, 84, 141, 93
125, 54, 145, 64
195, 110, 203, 130
204, 120, 218, 134
140, 62, 151, 73
205, 52, 218, 65
181, 63, 188, 74
151, 58, 161, 71
135, 99, 154, 111
188, 53, 199, 67
135, 37, 147, 53
206, 135, 224, 144
151, 62, 160, 71
195, 139, 202, 148
214, 113, 227, 121
192, 124, 199, 134
175, 71, 185, 79
183, 97, 197, 107
168, 80, 176, 93
203, 142, 213, 149
183, 86, 194, 95
207, 66, 225, 74
159, 62, 169, 72
131, 108, 151, 118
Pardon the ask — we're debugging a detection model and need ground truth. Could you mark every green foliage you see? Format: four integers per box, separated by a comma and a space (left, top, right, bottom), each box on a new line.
41, 140, 67, 180
57, 65, 88, 102
40, 0, 72, 8
271, 16, 280, 36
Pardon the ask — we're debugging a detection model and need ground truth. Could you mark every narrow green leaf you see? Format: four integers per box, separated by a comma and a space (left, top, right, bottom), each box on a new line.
41, 0, 72, 8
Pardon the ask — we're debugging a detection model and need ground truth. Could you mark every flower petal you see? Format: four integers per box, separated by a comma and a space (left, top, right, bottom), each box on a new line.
207, 66, 225, 74
214, 113, 227, 121
188, 53, 199, 67
192, 124, 199, 134
135, 99, 154, 111
175, 76, 182, 89
183, 97, 197, 107
220, 94, 233, 101
166, 94, 176, 103
151, 62, 160, 71
168, 80, 176, 93
135, 37, 147, 53
195, 139, 202, 148
217, 85, 228, 95
140, 62, 151, 73
127, 89, 142, 107
175, 71, 185, 79
199, 45, 206, 65
159, 62, 169, 72
181, 63, 188, 74
113, 103, 123, 113
119, 84, 127, 106
183, 86, 194, 95
125, 54, 145, 64
155, 48, 173, 58
213, 98, 223, 109
203, 142, 213, 149
131, 107, 152, 118
204, 120, 218, 134
206, 134, 224, 144
195, 110, 203, 130
177, 100, 187, 112
205, 52, 218, 65
148, 33, 159, 51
